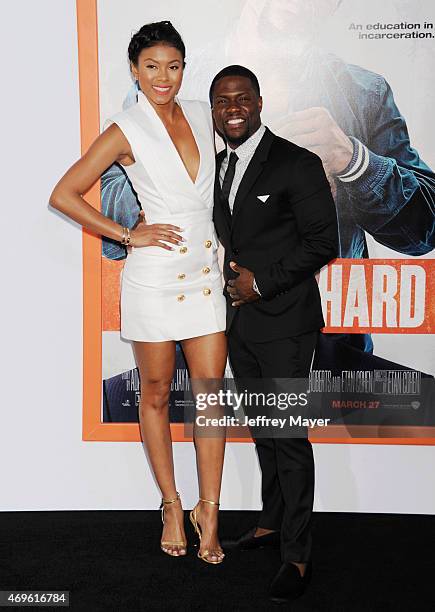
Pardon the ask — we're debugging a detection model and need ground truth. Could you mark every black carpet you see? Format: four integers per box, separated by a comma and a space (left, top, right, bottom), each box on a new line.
1, 511, 434, 611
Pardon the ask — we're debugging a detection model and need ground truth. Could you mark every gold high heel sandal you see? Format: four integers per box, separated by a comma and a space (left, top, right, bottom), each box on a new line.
160, 492, 187, 557
189, 498, 224, 564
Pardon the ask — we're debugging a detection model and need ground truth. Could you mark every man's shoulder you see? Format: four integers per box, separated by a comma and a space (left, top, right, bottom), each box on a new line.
319, 52, 386, 104
268, 131, 320, 165
269, 133, 303, 154
213, 129, 320, 165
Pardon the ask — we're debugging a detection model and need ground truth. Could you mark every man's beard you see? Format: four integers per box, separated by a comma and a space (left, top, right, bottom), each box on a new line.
223, 122, 250, 148
226, 133, 249, 147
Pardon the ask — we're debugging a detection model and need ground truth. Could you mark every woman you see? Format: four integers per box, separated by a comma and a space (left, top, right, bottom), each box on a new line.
50, 21, 226, 564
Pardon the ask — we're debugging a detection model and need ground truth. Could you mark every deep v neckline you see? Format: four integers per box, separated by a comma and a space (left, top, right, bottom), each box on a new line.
137, 91, 202, 186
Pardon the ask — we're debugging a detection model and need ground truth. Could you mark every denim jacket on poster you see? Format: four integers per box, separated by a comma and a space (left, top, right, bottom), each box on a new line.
301, 52, 435, 260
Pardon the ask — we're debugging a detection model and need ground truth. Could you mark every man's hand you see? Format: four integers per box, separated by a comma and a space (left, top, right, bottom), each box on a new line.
275, 107, 353, 179
227, 262, 260, 307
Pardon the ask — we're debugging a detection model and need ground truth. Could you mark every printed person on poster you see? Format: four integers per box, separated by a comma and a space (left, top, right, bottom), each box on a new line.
100, 0, 435, 370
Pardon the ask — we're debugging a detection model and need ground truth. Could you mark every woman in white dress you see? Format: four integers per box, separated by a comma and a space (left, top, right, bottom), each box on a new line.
50, 21, 227, 564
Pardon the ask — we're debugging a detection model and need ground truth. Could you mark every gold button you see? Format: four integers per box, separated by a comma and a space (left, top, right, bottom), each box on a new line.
202, 267, 210, 274
178, 273, 186, 280
177, 294, 185, 301
179, 246, 188, 254
204, 240, 212, 248
203, 288, 211, 296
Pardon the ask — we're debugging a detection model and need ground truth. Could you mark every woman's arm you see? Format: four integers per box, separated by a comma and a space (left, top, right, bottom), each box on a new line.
101, 163, 140, 259
50, 124, 135, 243
49, 125, 182, 249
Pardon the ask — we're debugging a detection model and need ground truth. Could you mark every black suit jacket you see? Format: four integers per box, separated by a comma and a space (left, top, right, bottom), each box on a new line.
213, 127, 339, 342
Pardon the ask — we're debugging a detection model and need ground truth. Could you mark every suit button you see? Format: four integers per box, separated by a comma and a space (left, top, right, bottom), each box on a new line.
177, 294, 185, 301
179, 246, 188, 254
233, 248, 239, 255
204, 240, 212, 248
177, 273, 186, 280
202, 266, 210, 274
203, 288, 211, 296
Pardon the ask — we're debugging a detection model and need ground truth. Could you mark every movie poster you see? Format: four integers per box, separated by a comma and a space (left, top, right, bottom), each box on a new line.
78, 0, 434, 441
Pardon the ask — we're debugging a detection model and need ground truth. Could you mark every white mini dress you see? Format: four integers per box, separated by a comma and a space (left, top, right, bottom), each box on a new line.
106, 91, 226, 342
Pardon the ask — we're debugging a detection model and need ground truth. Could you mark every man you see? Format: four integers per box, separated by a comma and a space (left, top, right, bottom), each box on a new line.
210, 65, 338, 603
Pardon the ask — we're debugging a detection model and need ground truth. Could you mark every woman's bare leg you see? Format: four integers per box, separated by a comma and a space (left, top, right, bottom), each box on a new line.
133, 340, 186, 556
181, 331, 227, 562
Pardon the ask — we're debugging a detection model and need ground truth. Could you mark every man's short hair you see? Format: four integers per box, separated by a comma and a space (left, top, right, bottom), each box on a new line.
209, 65, 261, 105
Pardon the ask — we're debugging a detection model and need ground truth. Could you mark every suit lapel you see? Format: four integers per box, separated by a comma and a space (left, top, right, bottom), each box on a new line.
214, 150, 232, 229
231, 128, 275, 223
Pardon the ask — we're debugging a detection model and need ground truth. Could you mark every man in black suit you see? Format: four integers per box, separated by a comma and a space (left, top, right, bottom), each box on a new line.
210, 65, 339, 603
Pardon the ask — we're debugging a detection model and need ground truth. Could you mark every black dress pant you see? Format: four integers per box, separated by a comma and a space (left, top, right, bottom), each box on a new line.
228, 314, 318, 563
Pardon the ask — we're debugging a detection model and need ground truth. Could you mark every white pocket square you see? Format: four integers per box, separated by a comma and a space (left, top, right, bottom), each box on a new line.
257, 194, 270, 203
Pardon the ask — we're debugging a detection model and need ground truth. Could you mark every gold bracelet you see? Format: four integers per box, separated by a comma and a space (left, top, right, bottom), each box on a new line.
125, 227, 131, 246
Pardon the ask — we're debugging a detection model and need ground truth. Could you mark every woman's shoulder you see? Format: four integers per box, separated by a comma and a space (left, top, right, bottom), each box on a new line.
103, 105, 127, 122
103, 103, 141, 132
180, 98, 211, 116
179, 99, 212, 131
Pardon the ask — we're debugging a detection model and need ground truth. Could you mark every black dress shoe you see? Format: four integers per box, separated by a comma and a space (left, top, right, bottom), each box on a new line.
269, 560, 312, 603
221, 527, 280, 550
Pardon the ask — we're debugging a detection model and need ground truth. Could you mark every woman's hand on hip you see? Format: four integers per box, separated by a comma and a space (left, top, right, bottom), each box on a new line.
130, 218, 184, 250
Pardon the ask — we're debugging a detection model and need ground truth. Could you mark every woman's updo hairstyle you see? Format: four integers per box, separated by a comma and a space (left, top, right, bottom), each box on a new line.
128, 21, 186, 68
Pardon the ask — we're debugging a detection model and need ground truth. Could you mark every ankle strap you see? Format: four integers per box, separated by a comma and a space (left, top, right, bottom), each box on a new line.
160, 491, 180, 507
199, 497, 220, 507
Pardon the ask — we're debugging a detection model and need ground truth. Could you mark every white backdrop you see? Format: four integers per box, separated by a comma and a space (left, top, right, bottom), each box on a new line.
1, 0, 434, 513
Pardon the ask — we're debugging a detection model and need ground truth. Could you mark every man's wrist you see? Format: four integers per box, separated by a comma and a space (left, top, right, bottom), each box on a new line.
336, 137, 369, 183
336, 136, 391, 195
